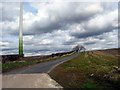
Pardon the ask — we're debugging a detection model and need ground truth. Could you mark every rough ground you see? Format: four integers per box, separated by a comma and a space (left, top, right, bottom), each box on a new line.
2, 73, 62, 88
49, 49, 120, 89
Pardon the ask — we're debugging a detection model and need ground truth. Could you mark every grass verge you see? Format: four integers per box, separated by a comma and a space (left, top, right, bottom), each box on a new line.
49, 51, 120, 89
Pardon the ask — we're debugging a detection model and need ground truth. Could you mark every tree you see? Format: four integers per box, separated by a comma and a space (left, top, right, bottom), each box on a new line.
72, 45, 86, 52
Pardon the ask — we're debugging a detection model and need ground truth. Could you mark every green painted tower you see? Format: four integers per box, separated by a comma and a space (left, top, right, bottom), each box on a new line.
19, 2, 23, 57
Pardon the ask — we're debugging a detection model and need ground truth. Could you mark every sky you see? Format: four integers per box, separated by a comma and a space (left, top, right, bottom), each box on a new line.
0, 0, 118, 56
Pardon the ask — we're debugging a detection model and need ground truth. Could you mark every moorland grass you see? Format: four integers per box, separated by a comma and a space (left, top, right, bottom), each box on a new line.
49, 51, 119, 89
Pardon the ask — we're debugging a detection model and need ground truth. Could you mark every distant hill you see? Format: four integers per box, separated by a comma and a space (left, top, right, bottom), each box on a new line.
97, 48, 120, 55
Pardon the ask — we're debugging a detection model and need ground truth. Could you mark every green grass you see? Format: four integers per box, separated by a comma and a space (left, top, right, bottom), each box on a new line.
81, 80, 98, 89
2, 60, 37, 72
49, 51, 119, 89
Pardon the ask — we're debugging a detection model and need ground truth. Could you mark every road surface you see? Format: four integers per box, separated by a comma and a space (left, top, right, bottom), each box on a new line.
4, 53, 79, 74
2, 73, 63, 88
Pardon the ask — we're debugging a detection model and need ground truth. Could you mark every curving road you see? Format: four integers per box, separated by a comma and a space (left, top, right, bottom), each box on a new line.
4, 53, 79, 74
3, 53, 80, 88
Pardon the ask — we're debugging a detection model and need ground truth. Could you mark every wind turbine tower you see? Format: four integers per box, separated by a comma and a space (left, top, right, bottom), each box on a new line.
19, 2, 23, 57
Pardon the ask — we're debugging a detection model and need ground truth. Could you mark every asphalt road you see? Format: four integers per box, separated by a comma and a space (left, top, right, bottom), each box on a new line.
4, 53, 79, 74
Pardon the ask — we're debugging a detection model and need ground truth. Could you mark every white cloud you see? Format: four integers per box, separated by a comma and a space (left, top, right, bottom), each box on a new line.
0, 41, 9, 46
87, 9, 117, 30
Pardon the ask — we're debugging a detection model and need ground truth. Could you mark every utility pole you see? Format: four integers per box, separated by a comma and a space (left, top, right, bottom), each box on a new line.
19, 1, 23, 57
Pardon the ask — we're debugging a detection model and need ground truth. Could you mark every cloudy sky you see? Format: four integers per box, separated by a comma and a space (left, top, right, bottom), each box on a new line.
1, 1, 118, 56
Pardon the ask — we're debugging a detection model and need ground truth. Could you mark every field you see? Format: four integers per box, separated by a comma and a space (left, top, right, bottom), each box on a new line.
49, 49, 120, 89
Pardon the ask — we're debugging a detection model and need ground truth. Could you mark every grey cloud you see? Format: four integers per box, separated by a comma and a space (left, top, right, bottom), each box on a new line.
71, 9, 117, 39
84, 41, 96, 45
2, 48, 17, 51
71, 26, 116, 39
24, 49, 51, 53
62, 39, 77, 45
25, 20, 62, 35
21, 2, 104, 35
1, 2, 20, 21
